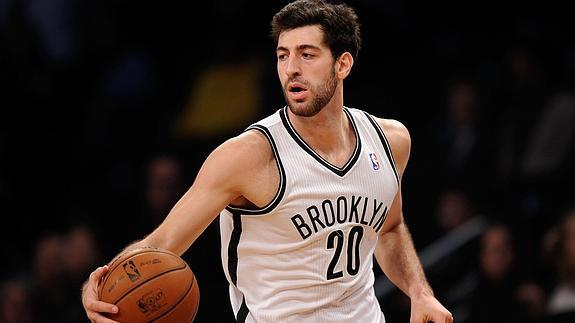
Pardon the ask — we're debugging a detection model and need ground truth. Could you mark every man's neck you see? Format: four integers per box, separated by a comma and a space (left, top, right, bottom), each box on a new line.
287, 95, 356, 167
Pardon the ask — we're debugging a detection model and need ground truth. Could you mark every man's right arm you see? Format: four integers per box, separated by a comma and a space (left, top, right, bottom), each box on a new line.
82, 130, 273, 323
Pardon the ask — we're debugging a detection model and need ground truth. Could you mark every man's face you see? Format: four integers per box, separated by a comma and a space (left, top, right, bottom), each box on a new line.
277, 25, 338, 117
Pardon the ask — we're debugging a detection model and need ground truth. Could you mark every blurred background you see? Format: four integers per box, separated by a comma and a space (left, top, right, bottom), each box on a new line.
1, 0, 574, 322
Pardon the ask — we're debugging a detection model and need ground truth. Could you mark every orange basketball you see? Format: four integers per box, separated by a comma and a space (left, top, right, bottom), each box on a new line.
98, 247, 200, 322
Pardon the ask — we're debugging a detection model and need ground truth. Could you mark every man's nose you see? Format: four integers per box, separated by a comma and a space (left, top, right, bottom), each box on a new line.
285, 56, 301, 77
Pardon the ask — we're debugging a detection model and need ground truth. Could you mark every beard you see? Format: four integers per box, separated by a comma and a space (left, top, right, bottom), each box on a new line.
283, 68, 338, 117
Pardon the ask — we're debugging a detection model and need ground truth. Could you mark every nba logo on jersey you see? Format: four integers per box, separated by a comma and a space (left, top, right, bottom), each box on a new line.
369, 153, 380, 170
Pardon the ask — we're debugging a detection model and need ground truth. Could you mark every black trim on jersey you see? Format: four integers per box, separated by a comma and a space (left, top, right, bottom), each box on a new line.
363, 112, 400, 185
225, 124, 287, 215
228, 213, 251, 322
280, 107, 362, 177
237, 298, 250, 323
226, 124, 286, 215
228, 210, 242, 286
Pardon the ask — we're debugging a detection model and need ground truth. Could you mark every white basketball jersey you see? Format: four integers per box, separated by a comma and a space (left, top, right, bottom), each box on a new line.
220, 107, 399, 322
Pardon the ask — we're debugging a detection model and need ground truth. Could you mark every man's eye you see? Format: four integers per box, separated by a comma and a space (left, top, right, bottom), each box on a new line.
303, 53, 313, 59
278, 54, 287, 61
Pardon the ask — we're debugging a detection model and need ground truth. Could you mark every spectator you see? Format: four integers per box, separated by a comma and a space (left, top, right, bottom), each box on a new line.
423, 80, 495, 205
30, 233, 70, 323
548, 207, 575, 315
521, 93, 575, 184
463, 224, 539, 323
520, 93, 575, 222
425, 188, 479, 298
64, 224, 100, 285
492, 45, 548, 216
435, 188, 476, 235
0, 275, 36, 323
63, 224, 101, 322
142, 154, 185, 229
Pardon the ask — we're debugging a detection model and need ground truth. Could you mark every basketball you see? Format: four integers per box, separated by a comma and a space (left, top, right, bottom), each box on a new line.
98, 247, 200, 322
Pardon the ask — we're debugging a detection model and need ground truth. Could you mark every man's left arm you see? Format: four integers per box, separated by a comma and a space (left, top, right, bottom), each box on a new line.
373, 118, 453, 323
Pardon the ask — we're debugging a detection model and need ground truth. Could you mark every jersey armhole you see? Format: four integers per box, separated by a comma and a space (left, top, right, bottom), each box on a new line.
362, 112, 400, 186
225, 125, 287, 215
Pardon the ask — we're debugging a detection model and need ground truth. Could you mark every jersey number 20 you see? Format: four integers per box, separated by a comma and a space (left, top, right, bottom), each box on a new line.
326, 226, 364, 280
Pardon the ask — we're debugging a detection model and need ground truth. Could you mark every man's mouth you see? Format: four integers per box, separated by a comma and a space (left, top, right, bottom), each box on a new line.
288, 83, 308, 93
287, 83, 309, 101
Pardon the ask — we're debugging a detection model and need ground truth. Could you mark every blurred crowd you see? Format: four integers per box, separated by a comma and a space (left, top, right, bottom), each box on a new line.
1, 1, 574, 322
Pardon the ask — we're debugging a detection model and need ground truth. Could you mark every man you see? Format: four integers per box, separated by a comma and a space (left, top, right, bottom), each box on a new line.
82, 0, 453, 322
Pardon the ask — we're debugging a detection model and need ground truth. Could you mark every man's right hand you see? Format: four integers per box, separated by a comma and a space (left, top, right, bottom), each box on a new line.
81, 265, 120, 323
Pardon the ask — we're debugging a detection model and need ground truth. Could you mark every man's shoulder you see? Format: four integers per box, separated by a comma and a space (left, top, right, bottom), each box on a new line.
375, 118, 409, 136
350, 107, 409, 137
365, 114, 411, 170
213, 127, 275, 168
221, 128, 270, 152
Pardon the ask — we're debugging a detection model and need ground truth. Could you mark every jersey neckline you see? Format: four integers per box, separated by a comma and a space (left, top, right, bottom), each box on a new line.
280, 106, 362, 177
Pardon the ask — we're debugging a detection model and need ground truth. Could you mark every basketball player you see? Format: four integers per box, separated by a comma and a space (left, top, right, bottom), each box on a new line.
82, 0, 453, 322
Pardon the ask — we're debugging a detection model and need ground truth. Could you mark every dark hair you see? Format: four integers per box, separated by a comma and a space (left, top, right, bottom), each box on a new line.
271, 0, 361, 60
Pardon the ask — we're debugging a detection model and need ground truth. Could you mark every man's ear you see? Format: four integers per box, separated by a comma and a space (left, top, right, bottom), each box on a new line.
335, 52, 354, 80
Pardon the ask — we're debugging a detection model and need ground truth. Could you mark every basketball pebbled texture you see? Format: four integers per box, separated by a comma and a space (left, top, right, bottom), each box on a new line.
98, 247, 200, 322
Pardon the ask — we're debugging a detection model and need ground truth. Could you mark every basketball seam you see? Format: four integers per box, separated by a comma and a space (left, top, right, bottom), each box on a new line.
150, 269, 197, 322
